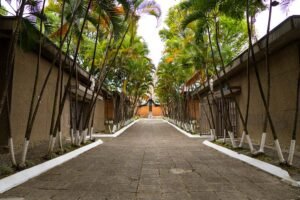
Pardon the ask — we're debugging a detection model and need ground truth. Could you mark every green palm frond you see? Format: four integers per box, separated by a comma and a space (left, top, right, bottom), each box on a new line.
178, 1, 192, 10
181, 10, 205, 30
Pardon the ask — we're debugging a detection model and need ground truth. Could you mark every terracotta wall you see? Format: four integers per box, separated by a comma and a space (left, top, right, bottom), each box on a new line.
137, 105, 162, 117
153, 106, 163, 116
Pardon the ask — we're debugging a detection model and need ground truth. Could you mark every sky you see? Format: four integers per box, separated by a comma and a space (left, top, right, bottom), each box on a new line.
137, 0, 300, 68
136, 0, 179, 68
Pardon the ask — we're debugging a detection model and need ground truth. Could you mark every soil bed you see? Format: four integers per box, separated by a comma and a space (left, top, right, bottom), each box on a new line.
0, 140, 94, 179
213, 140, 300, 180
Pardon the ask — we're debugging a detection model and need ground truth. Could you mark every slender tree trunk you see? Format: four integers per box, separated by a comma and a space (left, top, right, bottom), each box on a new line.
48, 4, 69, 154
246, 0, 285, 163
88, 104, 96, 140
0, 0, 27, 117
69, 91, 74, 144
58, 37, 65, 151
207, 25, 236, 147
214, 17, 256, 151
287, 45, 300, 165
82, 23, 131, 131
208, 95, 218, 140
19, 0, 48, 167
48, 0, 93, 154
6, 95, 16, 166
239, 31, 252, 148
75, 14, 101, 144
76, 14, 101, 143
20, 2, 78, 164
204, 67, 217, 140
259, 1, 272, 153
240, 15, 254, 148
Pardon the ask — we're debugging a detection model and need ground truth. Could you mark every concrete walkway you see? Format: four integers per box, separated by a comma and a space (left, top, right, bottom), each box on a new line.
1, 119, 299, 200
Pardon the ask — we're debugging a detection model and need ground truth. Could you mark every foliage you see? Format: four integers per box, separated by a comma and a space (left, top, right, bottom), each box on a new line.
156, 1, 249, 120
105, 35, 154, 107
0, 6, 8, 15
40, 0, 157, 107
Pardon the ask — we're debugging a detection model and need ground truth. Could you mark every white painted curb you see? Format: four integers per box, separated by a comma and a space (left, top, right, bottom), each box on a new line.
0, 139, 103, 194
92, 119, 140, 138
203, 140, 300, 187
163, 120, 210, 139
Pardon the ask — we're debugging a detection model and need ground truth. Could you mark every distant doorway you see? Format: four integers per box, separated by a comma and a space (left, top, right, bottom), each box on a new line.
148, 99, 153, 118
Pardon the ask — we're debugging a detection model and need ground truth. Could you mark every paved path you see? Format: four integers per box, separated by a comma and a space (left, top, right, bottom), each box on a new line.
1, 119, 300, 200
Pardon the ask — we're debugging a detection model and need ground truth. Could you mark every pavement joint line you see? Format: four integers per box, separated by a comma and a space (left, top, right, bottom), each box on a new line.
0, 139, 103, 194
92, 119, 140, 138
203, 140, 300, 187
162, 119, 211, 139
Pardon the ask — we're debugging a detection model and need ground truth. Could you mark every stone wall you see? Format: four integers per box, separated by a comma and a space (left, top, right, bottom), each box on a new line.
0, 45, 105, 153
229, 44, 300, 152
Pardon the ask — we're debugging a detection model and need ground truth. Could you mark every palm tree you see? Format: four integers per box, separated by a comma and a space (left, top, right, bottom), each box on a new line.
0, 0, 49, 167
47, 0, 128, 154
19, 0, 85, 166
179, 1, 250, 148
256, 1, 277, 154
0, 0, 28, 119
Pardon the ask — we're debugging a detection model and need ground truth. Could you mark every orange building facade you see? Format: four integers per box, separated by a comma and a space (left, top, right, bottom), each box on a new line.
137, 105, 163, 118
136, 98, 163, 118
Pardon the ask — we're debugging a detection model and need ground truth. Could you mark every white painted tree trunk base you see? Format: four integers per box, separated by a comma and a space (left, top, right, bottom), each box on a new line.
190, 124, 195, 133
8, 137, 16, 166
70, 129, 74, 145
112, 125, 117, 133
246, 134, 255, 154
258, 132, 267, 153
90, 127, 94, 140
275, 139, 286, 164
49, 136, 57, 154
228, 131, 237, 148
81, 129, 88, 144
184, 123, 189, 132
20, 139, 30, 167
210, 129, 216, 141
288, 140, 296, 166
239, 131, 246, 148
108, 125, 112, 133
